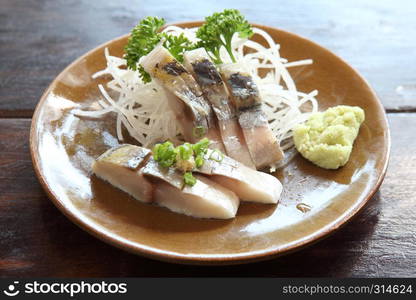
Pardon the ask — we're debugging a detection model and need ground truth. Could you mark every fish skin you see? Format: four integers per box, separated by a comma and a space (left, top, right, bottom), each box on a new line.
183, 48, 255, 168
142, 158, 239, 219
141, 45, 224, 151
141, 157, 184, 190
196, 149, 283, 204
93, 145, 239, 219
92, 145, 154, 203
95, 144, 151, 170
221, 63, 284, 169
141, 46, 209, 129
239, 106, 284, 169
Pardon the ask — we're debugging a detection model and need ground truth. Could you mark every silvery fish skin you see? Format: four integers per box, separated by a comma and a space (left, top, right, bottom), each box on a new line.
196, 150, 282, 204
141, 45, 224, 151
141, 157, 184, 190
183, 48, 256, 169
93, 146, 239, 219
91, 144, 154, 203
142, 157, 239, 219
221, 63, 284, 169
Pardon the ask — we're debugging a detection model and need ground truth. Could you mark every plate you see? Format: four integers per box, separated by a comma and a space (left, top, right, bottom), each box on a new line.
30, 22, 390, 265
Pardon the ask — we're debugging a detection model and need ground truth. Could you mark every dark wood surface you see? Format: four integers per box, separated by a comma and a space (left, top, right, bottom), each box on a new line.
0, 0, 415, 277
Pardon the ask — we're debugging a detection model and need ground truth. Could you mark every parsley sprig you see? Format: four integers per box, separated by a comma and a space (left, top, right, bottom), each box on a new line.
124, 17, 194, 83
124, 10, 253, 82
195, 9, 253, 64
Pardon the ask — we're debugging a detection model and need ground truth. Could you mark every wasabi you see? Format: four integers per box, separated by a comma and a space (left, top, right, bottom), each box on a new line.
293, 105, 365, 169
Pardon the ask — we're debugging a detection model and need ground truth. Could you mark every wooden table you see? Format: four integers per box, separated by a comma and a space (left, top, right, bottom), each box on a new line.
1, 0, 415, 277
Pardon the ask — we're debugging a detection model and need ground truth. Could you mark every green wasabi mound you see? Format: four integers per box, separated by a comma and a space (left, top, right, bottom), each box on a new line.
293, 105, 365, 169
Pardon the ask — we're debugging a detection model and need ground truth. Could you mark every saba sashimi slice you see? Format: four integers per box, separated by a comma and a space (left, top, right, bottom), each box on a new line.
221, 62, 284, 169
92, 145, 239, 219
141, 44, 224, 151
183, 48, 256, 169
91, 144, 153, 203
196, 149, 282, 204
142, 157, 239, 219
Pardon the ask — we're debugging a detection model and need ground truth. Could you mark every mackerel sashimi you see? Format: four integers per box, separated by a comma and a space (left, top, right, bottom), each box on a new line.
221, 63, 285, 169
92, 145, 240, 219
92, 144, 154, 203
183, 48, 255, 169
196, 149, 282, 204
141, 44, 224, 151
143, 158, 239, 219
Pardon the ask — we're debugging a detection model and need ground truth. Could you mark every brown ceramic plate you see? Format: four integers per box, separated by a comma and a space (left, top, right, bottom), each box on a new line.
30, 22, 390, 265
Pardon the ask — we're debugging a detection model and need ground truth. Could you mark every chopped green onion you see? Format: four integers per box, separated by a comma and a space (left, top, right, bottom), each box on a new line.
209, 149, 224, 162
195, 9, 253, 64
183, 172, 196, 186
192, 138, 210, 156
195, 155, 204, 168
192, 126, 206, 138
152, 141, 176, 167
176, 142, 193, 160
152, 138, 224, 186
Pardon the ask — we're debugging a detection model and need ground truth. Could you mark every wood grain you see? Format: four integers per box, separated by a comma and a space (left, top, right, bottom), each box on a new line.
0, 115, 414, 277
0, 0, 415, 117
0, 0, 414, 278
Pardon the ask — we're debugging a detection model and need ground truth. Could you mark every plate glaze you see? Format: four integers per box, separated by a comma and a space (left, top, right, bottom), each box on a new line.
30, 22, 390, 265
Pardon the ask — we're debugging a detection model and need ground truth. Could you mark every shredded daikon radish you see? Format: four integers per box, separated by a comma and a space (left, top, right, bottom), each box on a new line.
73, 48, 181, 147
75, 26, 319, 161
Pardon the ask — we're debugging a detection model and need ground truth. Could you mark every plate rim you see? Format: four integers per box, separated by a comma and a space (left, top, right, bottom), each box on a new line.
30, 21, 391, 265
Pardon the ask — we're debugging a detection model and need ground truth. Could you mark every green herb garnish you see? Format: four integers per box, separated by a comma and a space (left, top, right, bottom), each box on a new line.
125, 10, 253, 82
192, 138, 211, 168
196, 9, 253, 64
152, 141, 176, 167
151, 138, 216, 186
125, 17, 194, 83
192, 138, 210, 155
176, 142, 193, 160
209, 149, 224, 162
192, 138, 210, 168
183, 172, 197, 186
163, 33, 195, 63
195, 155, 204, 168
125, 17, 165, 82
